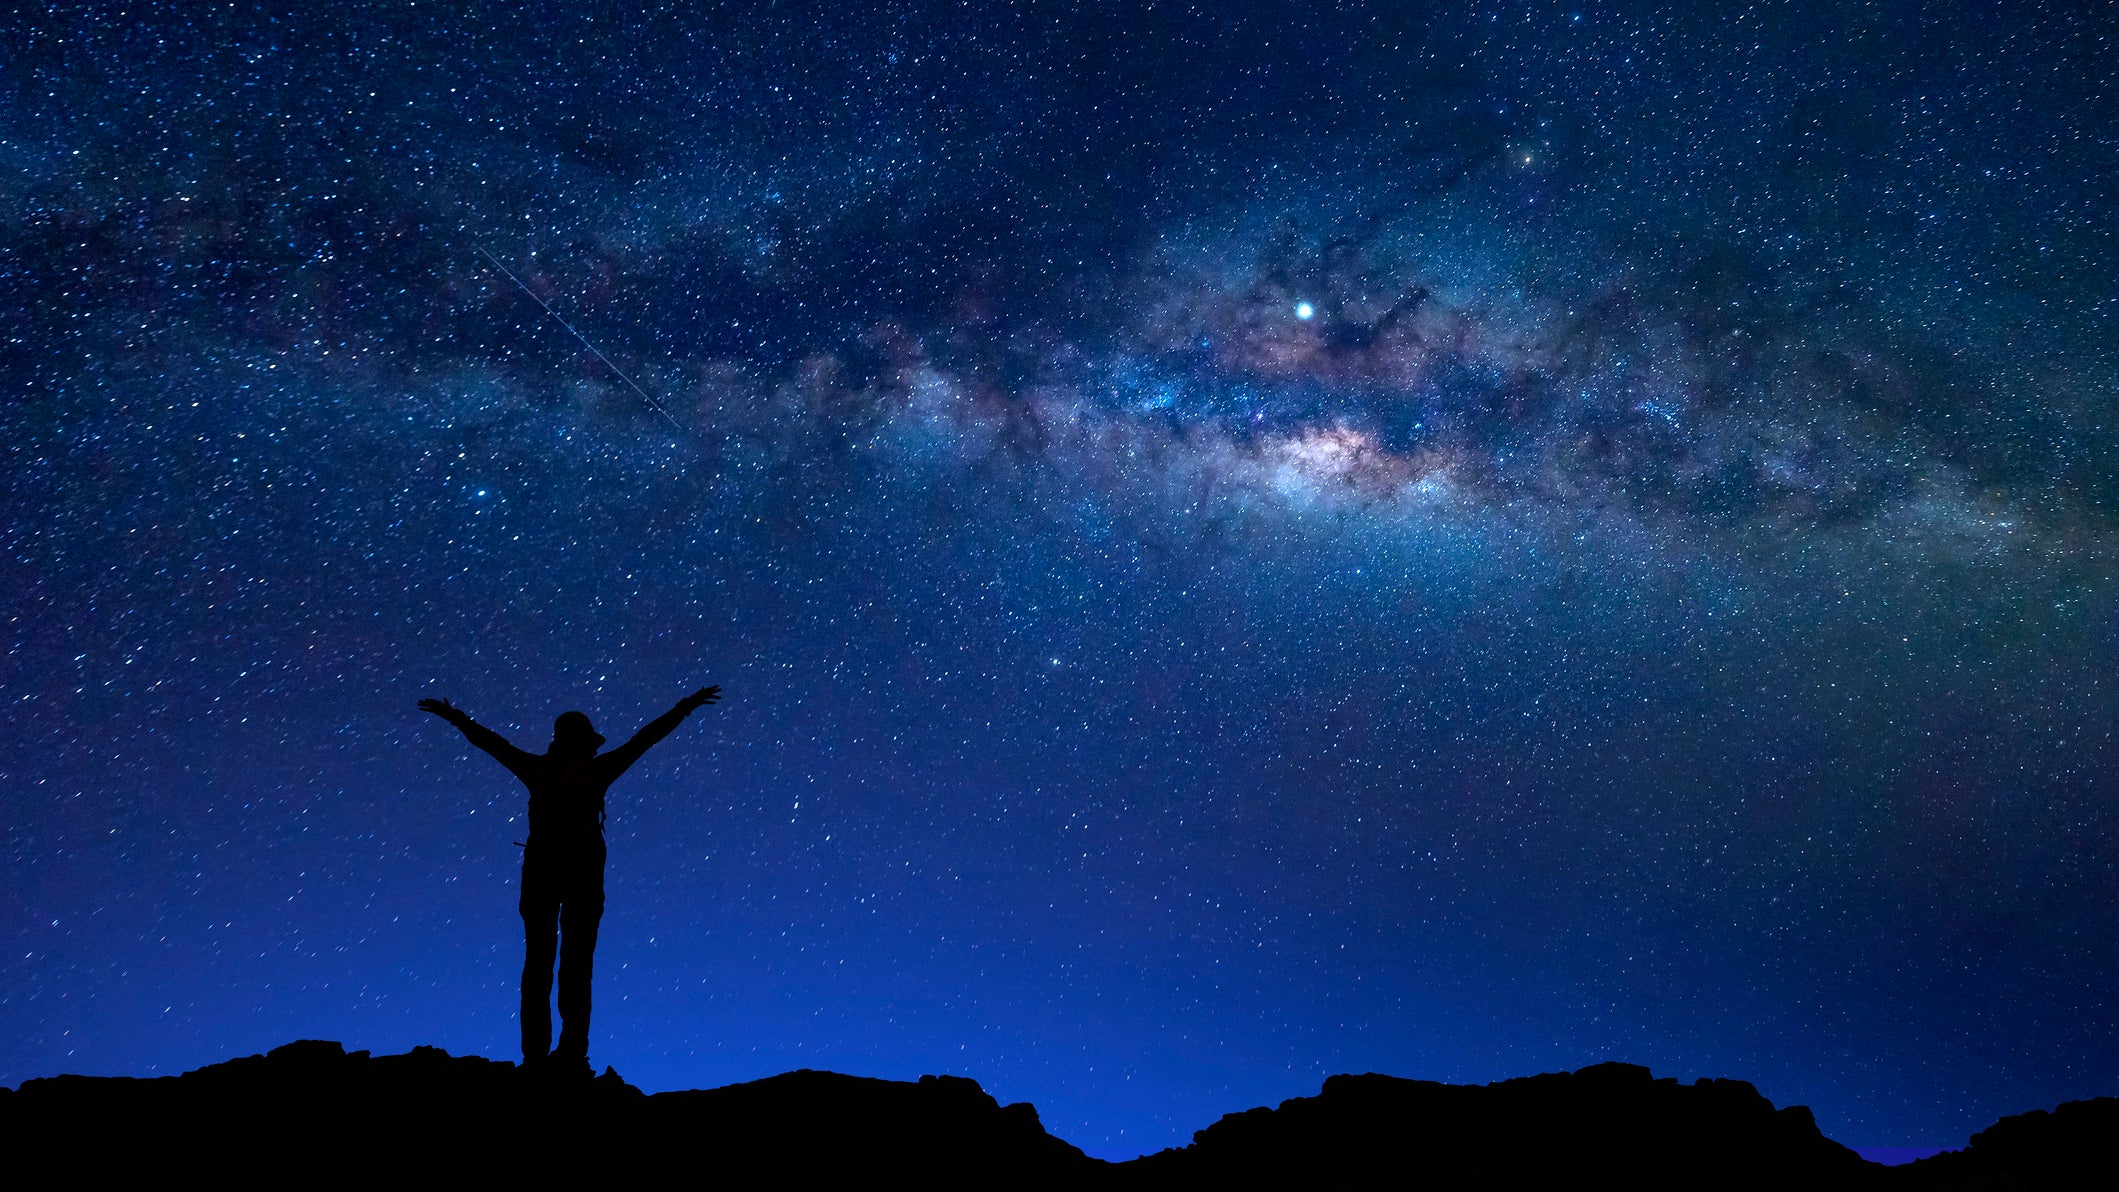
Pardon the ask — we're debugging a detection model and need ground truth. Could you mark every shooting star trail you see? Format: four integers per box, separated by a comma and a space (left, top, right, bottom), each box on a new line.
473, 242, 690, 437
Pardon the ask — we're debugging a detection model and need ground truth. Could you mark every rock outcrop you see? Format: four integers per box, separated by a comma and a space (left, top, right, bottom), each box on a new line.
1883, 1096, 2119, 1191
3, 1043, 2111, 1188
1120, 1062, 1873, 1189
0, 1040, 1101, 1185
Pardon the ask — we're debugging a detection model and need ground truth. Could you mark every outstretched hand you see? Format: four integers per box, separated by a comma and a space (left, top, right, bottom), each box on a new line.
679, 685, 721, 712
418, 697, 470, 725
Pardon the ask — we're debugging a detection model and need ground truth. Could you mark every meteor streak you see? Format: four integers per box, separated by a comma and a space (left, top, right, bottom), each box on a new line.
473, 243, 689, 437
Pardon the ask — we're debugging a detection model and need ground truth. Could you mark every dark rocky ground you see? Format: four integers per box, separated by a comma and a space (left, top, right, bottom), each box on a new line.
1, 1042, 2109, 1188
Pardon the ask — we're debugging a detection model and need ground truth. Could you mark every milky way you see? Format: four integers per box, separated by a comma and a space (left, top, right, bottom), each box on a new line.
5, 1, 2115, 1158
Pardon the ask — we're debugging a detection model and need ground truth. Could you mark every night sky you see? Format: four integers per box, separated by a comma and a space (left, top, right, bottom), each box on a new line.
5, 0, 2116, 1160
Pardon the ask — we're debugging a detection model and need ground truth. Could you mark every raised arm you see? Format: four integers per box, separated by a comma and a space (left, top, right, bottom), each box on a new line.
599, 685, 720, 779
419, 697, 537, 781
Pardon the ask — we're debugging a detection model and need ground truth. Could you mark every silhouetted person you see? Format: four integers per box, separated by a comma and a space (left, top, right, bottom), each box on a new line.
420, 686, 721, 1075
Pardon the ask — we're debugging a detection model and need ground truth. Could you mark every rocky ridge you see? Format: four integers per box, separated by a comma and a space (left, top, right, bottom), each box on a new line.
2, 1041, 2108, 1188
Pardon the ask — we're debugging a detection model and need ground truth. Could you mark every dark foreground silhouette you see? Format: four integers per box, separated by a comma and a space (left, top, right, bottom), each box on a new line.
420, 686, 719, 1071
4, 1043, 2110, 1188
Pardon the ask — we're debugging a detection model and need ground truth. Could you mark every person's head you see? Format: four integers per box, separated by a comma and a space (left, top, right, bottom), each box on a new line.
549, 710, 605, 758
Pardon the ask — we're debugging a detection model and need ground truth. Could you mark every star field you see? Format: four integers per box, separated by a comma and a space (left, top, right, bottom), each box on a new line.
4, 0, 2115, 1159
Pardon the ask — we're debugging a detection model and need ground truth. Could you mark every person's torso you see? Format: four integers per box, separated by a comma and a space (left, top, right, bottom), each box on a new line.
522, 754, 615, 850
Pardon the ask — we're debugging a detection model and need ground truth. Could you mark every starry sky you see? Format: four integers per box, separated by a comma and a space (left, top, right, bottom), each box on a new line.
4, 0, 2116, 1160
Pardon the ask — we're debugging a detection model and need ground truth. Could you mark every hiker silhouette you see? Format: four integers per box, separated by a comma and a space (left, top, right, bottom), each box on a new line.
420, 685, 721, 1073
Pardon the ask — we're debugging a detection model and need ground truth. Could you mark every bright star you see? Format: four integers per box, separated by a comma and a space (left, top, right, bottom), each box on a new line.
1294, 301, 1314, 320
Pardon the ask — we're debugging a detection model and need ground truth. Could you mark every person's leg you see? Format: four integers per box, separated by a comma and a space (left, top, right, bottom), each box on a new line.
519, 882, 560, 1064
553, 885, 606, 1062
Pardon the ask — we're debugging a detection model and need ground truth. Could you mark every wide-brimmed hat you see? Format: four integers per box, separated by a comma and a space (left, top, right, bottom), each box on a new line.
551, 710, 606, 751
